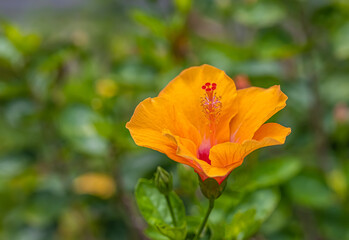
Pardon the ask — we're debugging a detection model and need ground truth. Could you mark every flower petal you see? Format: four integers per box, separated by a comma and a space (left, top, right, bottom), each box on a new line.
206, 123, 291, 178
163, 131, 204, 172
163, 131, 240, 183
126, 97, 201, 168
229, 85, 288, 143
209, 142, 245, 168
159, 64, 238, 143
253, 122, 291, 142
239, 123, 291, 158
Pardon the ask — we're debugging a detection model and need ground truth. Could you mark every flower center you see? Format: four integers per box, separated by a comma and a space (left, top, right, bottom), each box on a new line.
198, 82, 222, 164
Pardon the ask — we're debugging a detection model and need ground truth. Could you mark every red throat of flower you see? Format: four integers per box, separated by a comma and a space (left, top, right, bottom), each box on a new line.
198, 82, 222, 164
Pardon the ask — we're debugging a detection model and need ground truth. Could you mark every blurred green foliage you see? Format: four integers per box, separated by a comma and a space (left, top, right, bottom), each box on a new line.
0, 0, 349, 239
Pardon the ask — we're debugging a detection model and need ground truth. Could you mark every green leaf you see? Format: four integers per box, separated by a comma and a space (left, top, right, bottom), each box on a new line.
0, 37, 23, 67
177, 164, 198, 196
185, 216, 201, 237
145, 227, 170, 240
135, 178, 186, 240
320, 74, 349, 104
226, 209, 259, 240
225, 189, 280, 240
286, 173, 336, 209
2, 23, 41, 54
57, 105, 108, 156
246, 157, 302, 191
234, 1, 285, 28
260, 202, 292, 235
230, 157, 302, 192
131, 10, 167, 38
332, 22, 349, 59
174, 0, 192, 13
209, 219, 227, 240
255, 29, 301, 60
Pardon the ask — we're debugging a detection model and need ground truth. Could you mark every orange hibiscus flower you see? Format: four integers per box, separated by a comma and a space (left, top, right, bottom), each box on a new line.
126, 65, 291, 184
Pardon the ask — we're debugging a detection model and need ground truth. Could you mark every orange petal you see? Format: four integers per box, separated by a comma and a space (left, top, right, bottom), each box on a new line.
205, 123, 291, 178
159, 64, 238, 143
163, 131, 204, 172
229, 85, 288, 143
126, 97, 201, 168
209, 142, 245, 168
163, 131, 239, 181
253, 122, 291, 142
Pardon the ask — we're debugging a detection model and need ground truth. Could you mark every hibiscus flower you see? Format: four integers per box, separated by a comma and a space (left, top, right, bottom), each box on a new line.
126, 64, 291, 184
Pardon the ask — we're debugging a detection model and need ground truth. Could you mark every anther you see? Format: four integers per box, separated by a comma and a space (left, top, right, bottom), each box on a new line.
200, 82, 222, 148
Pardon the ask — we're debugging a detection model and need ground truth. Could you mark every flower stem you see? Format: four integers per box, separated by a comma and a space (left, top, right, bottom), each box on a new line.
165, 194, 177, 226
194, 198, 215, 240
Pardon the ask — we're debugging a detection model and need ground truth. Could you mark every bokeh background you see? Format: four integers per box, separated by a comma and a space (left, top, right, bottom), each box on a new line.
0, 0, 349, 239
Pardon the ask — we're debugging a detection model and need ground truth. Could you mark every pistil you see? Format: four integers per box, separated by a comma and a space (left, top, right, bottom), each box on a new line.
198, 82, 222, 164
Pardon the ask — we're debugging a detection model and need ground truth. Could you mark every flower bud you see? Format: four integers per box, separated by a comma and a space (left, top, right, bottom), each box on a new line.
199, 177, 227, 200
154, 166, 173, 195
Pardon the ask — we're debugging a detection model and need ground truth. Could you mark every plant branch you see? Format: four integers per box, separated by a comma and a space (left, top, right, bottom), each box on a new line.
194, 198, 215, 240
165, 194, 177, 226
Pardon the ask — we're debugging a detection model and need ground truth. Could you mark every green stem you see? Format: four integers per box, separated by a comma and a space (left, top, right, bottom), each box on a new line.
194, 199, 215, 240
165, 194, 177, 226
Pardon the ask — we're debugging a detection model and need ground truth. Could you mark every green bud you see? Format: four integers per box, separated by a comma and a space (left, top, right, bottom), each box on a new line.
154, 166, 173, 195
198, 177, 227, 200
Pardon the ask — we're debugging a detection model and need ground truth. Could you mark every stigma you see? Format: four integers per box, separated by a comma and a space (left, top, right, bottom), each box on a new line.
201, 82, 222, 119
198, 82, 222, 164
200, 82, 222, 147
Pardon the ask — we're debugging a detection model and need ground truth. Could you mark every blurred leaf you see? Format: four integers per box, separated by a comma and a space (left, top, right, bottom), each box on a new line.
209, 221, 226, 240
145, 227, 170, 240
131, 10, 167, 38
230, 157, 302, 192
226, 209, 259, 240
333, 0, 349, 10
39, 48, 75, 73
255, 29, 301, 59
326, 169, 347, 200
0, 37, 23, 67
225, 189, 280, 240
174, 0, 192, 13
205, 41, 252, 61
4, 99, 36, 126
63, 78, 96, 104
318, 208, 349, 240
2, 23, 41, 54
57, 105, 108, 156
246, 157, 302, 191
332, 22, 349, 60
230, 61, 282, 77
120, 151, 166, 191
261, 202, 292, 235
8, 169, 39, 195
0, 81, 27, 100
320, 74, 349, 104
286, 173, 336, 209
235, 1, 286, 28
185, 216, 201, 238
0, 155, 27, 179
135, 178, 186, 240
0, 118, 39, 152
177, 164, 198, 195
